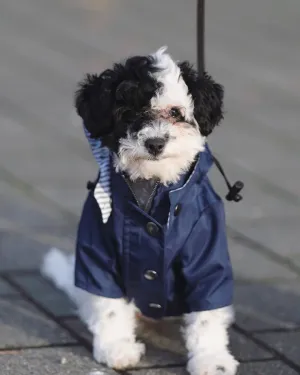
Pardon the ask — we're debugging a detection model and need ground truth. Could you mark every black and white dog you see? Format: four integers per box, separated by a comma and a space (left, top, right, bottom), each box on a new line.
42, 47, 238, 375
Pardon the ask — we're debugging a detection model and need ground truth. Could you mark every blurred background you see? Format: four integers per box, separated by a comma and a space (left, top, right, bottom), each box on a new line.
1, 0, 300, 284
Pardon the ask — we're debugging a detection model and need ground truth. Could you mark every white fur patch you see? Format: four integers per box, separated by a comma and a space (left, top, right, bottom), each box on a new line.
114, 47, 205, 184
183, 308, 239, 375
42, 248, 144, 369
41, 248, 75, 298
151, 47, 194, 121
116, 120, 205, 185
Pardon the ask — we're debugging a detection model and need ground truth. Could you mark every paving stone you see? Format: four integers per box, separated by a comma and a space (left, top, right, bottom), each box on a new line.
231, 215, 300, 262
0, 297, 75, 348
292, 254, 300, 270
0, 231, 50, 271
129, 361, 300, 375
255, 331, 300, 366
131, 369, 186, 375
0, 346, 116, 375
208, 161, 300, 226
229, 239, 298, 281
235, 283, 300, 330
230, 330, 273, 361
238, 361, 300, 375
63, 317, 185, 366
63, 318, 92, 345
141, 346, 184, 368
64, 315, 273, 366
235, 309, 282, 332
0, 279, 19, 296
0, 217, 75, 255
11, 274, 76, 317
0, 180, 72, 232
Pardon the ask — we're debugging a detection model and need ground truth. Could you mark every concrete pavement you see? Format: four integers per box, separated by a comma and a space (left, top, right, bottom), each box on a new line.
0, 0, 300, 373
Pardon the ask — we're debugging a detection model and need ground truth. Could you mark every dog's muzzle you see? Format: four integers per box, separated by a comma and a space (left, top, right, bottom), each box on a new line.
144, 137, 167, 156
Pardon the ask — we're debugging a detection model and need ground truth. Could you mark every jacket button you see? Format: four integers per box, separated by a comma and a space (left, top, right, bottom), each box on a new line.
174, 203, 182, 216
149, 303, 162, 309
144, 270, 158, 280
146, 222, 159, 236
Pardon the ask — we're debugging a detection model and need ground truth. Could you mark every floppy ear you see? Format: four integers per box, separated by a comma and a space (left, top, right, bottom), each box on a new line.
74, 70, 118, 138
179, 61, 224, 136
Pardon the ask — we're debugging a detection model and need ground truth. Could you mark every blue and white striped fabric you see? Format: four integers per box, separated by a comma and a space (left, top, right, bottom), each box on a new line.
83, 126, 112, 223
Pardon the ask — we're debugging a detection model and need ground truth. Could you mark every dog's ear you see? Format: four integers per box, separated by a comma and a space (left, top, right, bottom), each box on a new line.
75, 70, 118, 138
179, 61, 224, 136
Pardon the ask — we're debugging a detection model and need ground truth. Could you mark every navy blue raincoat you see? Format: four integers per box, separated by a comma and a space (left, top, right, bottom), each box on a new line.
75, 146, 233, 319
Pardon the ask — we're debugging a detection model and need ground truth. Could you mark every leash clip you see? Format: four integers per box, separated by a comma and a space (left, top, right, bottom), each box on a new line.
225, 181, 244, 202
212, 155, 244, 203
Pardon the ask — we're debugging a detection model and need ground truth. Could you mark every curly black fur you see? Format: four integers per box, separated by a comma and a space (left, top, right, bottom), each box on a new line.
179, 61, 224, 136
75, 55, 161, 148
75, 53, 224, 149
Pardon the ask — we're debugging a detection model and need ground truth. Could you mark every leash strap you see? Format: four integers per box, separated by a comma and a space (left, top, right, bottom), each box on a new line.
197, 0, 205, 75
197, 0, 244, 202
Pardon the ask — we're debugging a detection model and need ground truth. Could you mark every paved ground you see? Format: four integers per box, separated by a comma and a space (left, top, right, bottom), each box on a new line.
0, 0, 300, 374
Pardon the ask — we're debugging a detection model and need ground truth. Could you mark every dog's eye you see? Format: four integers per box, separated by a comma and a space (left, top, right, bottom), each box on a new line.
170, 107, 181, 118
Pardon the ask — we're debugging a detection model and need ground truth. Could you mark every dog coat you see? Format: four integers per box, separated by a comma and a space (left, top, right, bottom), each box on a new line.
75, 128, 233, 319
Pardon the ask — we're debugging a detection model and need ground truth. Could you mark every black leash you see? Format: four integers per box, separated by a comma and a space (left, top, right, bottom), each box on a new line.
197, 0, 244, 202
197, 0, 205, 75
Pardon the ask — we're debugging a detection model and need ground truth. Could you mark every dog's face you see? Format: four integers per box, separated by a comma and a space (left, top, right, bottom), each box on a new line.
75, 47, 224, 184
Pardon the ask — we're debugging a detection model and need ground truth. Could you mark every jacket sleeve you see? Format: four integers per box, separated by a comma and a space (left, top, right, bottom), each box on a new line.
181, 199, 233, 312
74, 191, 124, 298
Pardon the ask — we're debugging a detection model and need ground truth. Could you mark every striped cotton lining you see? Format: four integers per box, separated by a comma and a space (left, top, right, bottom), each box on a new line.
83, 127, 112, 223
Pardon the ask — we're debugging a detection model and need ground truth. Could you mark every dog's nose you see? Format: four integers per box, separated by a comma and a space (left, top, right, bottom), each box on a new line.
145, 138, 166, 156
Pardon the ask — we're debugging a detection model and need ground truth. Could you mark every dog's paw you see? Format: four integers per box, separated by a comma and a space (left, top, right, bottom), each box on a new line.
93, 339, 145, 370
187, 351, 239, 375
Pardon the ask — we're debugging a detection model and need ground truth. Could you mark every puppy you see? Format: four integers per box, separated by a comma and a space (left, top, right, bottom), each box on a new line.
42, 47, 238, 375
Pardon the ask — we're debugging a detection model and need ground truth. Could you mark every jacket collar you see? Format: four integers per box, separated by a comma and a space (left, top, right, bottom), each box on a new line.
166, 143, 214, 194
111, 143, 213, 195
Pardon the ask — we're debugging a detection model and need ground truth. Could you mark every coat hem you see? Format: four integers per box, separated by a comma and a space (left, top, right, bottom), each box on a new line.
185, 299, 233, 314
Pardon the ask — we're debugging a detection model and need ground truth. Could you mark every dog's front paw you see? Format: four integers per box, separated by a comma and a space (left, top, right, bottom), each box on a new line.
187, 351, 239, 375
93, 338, 145, 370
